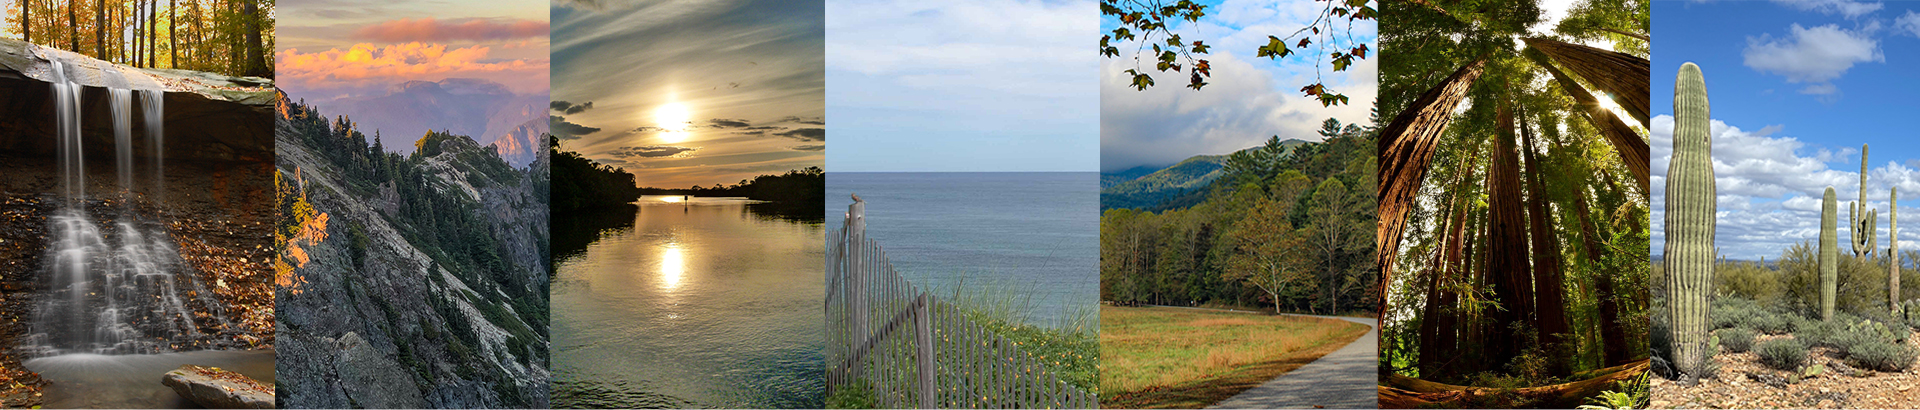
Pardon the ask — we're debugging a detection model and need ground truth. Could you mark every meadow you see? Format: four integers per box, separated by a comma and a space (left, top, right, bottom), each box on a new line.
1098, 306, 1367, 409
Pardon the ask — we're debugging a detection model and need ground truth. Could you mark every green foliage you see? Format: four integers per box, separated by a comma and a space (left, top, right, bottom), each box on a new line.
1575, 371, 1649, 410
825, 379, 878, 409
1100, 153, 1230, 211
1711, 297, 1765, 330
1844, 341, 1917, 372
1100, 127, 1376, 315
1755, 338, 1808, 371
1751, 313, 1797, 335
1099, 0, 1372, 103
1827, 319, 1901, 358
1716, 328, 1755, 353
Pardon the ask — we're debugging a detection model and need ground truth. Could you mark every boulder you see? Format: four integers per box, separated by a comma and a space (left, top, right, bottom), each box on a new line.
160, 365, 274, 409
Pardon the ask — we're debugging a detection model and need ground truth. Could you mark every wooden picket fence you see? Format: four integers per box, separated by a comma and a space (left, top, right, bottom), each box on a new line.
826, 200, 1097, 409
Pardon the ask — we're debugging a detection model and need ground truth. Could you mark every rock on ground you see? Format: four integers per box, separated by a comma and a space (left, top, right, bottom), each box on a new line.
161, 365, 273, 409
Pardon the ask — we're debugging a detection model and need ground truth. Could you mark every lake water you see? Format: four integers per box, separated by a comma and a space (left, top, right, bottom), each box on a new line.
551, 196, 825, 408
825, 172, 1099, 328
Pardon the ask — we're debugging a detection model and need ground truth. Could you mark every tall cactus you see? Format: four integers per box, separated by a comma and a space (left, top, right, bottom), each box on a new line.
1823, 187, 1839, 321
1893, 187, 1902, 314
1852, 145, 1877, 258
1666, 62, 1715, 376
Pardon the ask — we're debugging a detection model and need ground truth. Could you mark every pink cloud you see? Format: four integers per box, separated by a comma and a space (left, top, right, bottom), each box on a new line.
277, 42, 549, 94
354, 18, 549, 43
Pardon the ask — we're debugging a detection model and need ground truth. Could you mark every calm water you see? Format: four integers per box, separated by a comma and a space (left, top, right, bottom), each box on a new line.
551, 196, 825, 409
24, 349, 275, 408
825, 172, 1099, 328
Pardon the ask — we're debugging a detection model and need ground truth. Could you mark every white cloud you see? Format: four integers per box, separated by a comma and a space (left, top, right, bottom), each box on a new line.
1742, 24, 1881, 97
1652, 114, 1920, 259
1099, 48, 1375, 171
1772, 0, 1883, 18
1897, 10, 1920, 37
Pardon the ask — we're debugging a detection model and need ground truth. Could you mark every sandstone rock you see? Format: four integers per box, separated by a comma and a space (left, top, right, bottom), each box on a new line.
0, 38, 273, 163
160, 365, 273, 409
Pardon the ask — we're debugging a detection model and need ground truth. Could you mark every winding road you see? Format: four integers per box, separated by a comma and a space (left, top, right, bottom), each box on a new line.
1208, 313, 1379, 409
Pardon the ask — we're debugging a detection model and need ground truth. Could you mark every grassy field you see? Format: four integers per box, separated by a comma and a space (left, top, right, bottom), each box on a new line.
1100, 306, 1369, 409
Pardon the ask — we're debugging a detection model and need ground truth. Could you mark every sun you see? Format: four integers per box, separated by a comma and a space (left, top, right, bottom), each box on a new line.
654, 102, 692, 143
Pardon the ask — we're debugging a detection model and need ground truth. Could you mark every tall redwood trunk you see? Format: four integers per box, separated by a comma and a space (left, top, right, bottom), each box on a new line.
1525, 48, 1649, 194
1487, 104, 1533, 367
1523, 37, 1650, 128
1521, 109, 1571, 373
1377, 56, 1488, 316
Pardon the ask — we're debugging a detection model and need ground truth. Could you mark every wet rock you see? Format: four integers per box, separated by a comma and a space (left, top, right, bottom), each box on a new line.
160, 365, 273, 409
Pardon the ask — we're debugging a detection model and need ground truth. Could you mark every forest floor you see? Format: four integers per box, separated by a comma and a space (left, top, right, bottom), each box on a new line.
1651, 330, 1920, 409
0, 156, 276, 407
1099, 306, 1370, 409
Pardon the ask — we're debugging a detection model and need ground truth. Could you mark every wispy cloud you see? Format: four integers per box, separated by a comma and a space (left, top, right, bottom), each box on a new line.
278, 42, 549, 95
1771, 0, 1883, 18
354, 18, 549, 43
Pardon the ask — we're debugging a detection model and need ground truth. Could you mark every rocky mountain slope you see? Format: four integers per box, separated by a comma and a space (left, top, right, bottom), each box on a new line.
488, 117, 549, 170
273, 93, 549, 408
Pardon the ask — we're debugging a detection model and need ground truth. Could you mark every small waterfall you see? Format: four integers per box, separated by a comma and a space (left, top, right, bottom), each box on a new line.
140, 90, 164, 205
25, 67, 228, 357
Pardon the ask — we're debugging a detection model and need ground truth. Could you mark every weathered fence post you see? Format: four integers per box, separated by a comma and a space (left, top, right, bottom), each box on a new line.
847, 200, 867, 382
915, 292, 936, 409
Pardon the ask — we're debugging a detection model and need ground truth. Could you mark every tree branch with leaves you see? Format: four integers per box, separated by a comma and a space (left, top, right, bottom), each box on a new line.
1100, 0, 1374, 106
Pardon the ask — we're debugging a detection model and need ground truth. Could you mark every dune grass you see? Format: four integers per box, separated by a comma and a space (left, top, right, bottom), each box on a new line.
1100, 306, 1369, 409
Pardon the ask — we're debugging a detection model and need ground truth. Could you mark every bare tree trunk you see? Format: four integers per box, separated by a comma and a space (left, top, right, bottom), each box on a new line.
1523, 37, 1650, 128
242, 0, 264, 77
94, 0, 104, 58
1521, 109, 1571, 374
20, 0, 28, 44
132, 0, 142, 67
148, 0, 157, 68
191, 0, 203, 71
1377, 56, 1488, 317
169, 0, 176, 68
1525, 48, 1650, 194
67, 0, 76, 51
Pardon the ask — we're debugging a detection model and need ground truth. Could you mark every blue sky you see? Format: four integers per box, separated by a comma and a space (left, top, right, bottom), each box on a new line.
1651, 0, 1920, 259
1098, 0, 1377, 172
825, 0, 1099, 172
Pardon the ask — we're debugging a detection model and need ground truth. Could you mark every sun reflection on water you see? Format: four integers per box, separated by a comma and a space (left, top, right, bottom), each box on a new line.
660, 243, 685, 290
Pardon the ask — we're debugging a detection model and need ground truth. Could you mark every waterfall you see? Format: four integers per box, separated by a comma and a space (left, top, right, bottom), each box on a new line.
141, 90, 164, 205
26, 68, 227, 357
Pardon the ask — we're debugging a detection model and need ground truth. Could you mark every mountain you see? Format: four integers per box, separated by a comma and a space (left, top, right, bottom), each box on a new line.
1100, 138, 1313, 210
275, 94, 550, 408
1101, 165, 1167, 189
311, 78, 546, 155
489, 117, 549, 169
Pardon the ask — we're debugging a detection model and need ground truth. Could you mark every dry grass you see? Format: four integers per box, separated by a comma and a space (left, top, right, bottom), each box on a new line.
1100, 306, 1369, 409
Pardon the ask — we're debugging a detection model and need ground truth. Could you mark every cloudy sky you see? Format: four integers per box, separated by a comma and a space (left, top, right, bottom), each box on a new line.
1099, 0, 1378, 173
825, 0, 1098, 172
277, 0, 551, 99
1653, 0, 1920, 259
552, 0, 825, 189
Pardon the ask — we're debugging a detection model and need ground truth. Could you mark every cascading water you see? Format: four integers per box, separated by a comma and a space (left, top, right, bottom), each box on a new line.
23, 65, 228, 358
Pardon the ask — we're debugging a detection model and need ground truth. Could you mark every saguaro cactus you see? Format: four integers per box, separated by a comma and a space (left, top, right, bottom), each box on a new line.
1893, 187, 1902, 314
1823, 187, 1839, 321
1852, 145, 1877, 258
1666, 62, 1715, 376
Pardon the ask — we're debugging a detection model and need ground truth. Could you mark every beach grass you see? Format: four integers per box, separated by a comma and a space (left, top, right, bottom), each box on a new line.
1099, 306, 1368, 409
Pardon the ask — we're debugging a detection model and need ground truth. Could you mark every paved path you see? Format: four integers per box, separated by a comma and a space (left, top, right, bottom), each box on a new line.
1207, 314, 1379, 409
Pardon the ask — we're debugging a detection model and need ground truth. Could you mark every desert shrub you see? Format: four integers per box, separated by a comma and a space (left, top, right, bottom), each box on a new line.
1829, 319, 1901, 357
1718, 328, 1757, 353
1756, 338, 1808, 371
1712, 297, 1767, 330
1750, 313, 1797, 335
1844, 341, 1918, 372
1716, 261, 1788, 306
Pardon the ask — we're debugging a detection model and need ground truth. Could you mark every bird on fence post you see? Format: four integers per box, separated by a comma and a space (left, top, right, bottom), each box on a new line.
852, 192, 864, 203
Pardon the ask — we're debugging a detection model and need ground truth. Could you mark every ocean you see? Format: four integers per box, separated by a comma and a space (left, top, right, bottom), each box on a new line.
825, 172, 1100, 328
